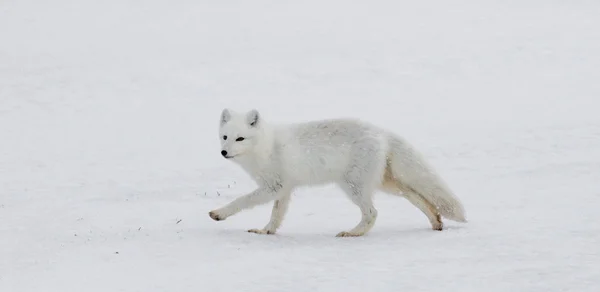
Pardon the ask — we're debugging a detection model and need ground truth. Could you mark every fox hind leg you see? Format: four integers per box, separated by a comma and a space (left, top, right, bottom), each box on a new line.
336, 142, 386, 237
403, 191, 443, 231
380, 166, 443, 230
336, 182, 378, 237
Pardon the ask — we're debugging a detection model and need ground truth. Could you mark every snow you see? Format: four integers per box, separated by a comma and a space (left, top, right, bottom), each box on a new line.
1, 0, 599, 291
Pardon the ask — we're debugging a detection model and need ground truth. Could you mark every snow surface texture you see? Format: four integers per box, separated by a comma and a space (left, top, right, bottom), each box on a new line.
1, 1, 599, 291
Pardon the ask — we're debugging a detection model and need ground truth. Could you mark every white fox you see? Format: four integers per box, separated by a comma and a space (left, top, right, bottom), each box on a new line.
209, 108, 467, 237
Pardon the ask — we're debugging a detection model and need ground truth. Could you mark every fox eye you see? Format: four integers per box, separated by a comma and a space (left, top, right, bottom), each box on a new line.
223, 135, 227, 140
236, 137, 245, 142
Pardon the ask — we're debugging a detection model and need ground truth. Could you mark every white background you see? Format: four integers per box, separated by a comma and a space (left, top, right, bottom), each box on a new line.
1, 1, 599, 291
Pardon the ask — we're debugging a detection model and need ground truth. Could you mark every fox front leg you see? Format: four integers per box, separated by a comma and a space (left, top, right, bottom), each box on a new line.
209, 182, 284, 221
247, 192, 292, 235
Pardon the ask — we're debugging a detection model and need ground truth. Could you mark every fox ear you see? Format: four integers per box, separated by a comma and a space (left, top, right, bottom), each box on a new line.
247, 109, 260, 127
220, 108, 231, 125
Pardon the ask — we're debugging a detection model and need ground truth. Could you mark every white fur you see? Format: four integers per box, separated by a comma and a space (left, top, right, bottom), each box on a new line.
209, 109, 467, 237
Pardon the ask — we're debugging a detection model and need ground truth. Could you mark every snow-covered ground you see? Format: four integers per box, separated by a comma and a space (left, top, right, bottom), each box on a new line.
1, 1, 599, 291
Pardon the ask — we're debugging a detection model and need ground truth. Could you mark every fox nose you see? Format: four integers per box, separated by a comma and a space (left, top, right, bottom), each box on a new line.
221, 150, 228, 157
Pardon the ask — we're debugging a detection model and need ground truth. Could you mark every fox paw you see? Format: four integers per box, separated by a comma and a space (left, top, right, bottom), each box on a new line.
335, 231, 364, 237
432, 214, 443, 231
209, 211, 225, 221
247, 228, 275, 235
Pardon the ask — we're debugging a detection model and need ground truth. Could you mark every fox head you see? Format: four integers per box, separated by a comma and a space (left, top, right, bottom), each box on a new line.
218, 108, 265, 160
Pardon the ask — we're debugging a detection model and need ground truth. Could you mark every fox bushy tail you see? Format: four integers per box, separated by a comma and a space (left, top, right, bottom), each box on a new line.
388, 136, 467, 222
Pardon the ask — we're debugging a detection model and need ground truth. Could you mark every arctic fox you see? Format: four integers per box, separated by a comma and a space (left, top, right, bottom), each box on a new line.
209, 108, 467, 237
